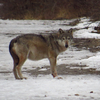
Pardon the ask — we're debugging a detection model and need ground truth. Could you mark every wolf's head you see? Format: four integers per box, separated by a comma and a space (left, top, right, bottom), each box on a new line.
56, 29, 69, 51
58, 28, 74, 47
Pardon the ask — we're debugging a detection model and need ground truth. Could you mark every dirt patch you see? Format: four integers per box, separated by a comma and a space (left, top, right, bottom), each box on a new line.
73, 38, 100, 52
24, 64, 100, 77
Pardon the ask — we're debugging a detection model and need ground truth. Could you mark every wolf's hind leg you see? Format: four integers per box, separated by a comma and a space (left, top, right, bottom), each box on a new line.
16, 55, 27, 79
12, 50, 21, 79
13, 53, 27, 80
13, 63, 20, 79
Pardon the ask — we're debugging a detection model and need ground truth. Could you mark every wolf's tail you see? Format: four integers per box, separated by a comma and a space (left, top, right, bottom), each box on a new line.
9, 38, 19, 66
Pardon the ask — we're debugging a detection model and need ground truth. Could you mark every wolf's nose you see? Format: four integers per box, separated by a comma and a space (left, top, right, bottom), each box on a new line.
65, 44, 68, 48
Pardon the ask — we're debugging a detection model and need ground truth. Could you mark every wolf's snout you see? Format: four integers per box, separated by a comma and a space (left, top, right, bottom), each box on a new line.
65, 41, 68, 48
65, 44, 68, 48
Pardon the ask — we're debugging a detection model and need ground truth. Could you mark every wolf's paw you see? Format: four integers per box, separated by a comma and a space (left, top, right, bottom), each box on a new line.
55, 76, 63, 79
57, 77, 63, 79
54, 75, 63, 79
20, 77, 27, 80
52, 73, 58, 78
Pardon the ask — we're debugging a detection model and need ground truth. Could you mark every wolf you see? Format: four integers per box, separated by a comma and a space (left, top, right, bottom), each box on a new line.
9, 28, 69, 79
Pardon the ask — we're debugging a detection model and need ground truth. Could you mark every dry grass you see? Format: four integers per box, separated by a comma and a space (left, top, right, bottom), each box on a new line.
1, 0, 100, 20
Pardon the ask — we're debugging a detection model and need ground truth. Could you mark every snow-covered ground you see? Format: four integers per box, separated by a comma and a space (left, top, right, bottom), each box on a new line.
0, 17, 100, 100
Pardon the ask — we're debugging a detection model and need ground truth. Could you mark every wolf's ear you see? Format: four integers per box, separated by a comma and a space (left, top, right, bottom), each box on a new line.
58, 28, 65, 34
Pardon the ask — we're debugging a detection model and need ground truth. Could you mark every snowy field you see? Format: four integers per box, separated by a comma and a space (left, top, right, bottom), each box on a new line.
0, 17, 100, 100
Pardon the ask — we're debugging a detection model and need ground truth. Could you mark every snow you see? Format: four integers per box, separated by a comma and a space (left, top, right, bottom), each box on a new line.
0, 17, 100, 100
73, 17, 100, 39
0, 75, 100, 100
0, 19, 74, 34
74, 29, 100, 39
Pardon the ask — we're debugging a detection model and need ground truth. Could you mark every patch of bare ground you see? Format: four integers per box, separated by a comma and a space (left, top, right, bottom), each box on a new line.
22, 64, 100, 77
73, 38, 100, 52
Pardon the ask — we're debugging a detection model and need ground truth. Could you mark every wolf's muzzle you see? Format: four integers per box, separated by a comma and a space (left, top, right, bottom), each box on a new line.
65, 44, 68, 48
65, 41, 68, 48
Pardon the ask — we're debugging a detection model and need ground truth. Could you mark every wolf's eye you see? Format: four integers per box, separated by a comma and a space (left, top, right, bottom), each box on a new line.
62, 37, 66, 40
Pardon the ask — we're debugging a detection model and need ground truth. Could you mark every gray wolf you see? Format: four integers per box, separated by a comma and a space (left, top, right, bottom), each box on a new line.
9, 28, 69, 79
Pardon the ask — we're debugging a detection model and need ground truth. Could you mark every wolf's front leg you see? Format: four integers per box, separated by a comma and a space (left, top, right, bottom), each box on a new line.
49, 57, 58, 77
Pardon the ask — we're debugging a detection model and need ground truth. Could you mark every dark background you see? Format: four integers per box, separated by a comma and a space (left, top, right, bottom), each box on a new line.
0, 0, 100, 20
